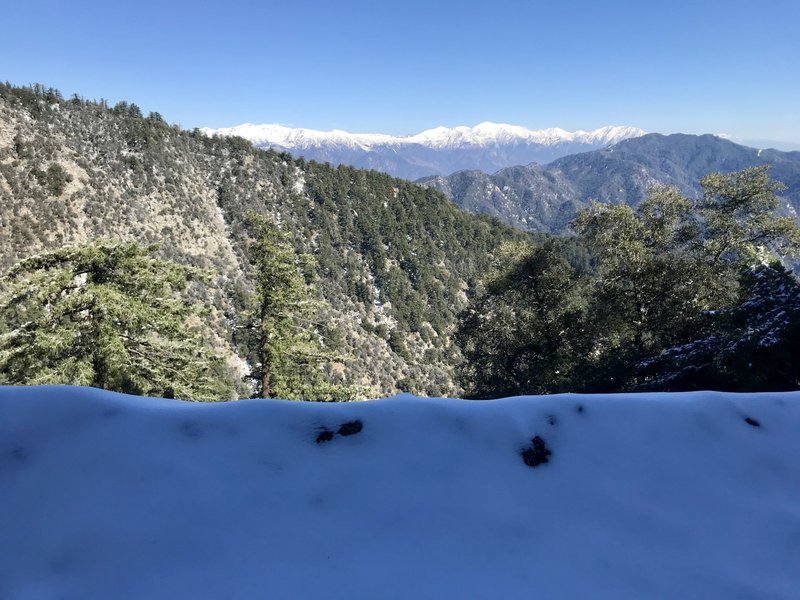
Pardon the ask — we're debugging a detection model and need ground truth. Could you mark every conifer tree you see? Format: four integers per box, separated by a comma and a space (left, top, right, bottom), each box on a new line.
636, 262, 800, 391
246, 214, 364, 400
698, 166, 800, 263
0, 241, 235, 400
457, 167, 800, 396
456, 240, 588, 398
572, 167, 800, 391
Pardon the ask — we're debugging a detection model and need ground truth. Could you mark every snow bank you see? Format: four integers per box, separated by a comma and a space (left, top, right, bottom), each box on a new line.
1, 386, 799, 599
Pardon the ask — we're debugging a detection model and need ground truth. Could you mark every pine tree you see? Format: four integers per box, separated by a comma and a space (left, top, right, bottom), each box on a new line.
456, 240, 588, 398
458, 167, 800, 396
636, 263, 800, 391
0, 241, 235, 400
246, 214, 364, 400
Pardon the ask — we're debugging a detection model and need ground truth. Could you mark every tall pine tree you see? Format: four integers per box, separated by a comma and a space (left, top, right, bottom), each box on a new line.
246, 214, 365, 400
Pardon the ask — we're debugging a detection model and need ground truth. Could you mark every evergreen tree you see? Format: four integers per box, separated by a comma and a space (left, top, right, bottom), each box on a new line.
246, 214, 364, 400
0, 241, 235, 400
637, 263, 800, 391
456, 240, 588, 398
698, 166, 800, 264
572, 168, 800, 391
457, 167, 800, 396
572, 186, 723, 389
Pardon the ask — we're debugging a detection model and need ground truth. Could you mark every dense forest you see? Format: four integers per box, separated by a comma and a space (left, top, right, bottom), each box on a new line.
1, 83, 798, 399
0, 83, 527, 398
458, 169, 800, 396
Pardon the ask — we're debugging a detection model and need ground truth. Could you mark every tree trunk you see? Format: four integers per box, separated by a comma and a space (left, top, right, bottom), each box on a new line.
260, 364, 271, 399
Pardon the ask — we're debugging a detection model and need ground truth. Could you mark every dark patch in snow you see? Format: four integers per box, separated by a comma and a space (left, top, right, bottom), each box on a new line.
744, 416, 761, 428
547, 414, 558, 426
10, 446, 30, 462
316, 429, 335, 444
521, 436, 551, 467
317, 420, 363, 443
102, 406, 122, 419
179, 421, 203, 440
338, 420, 363, 436
576, 404, 585, 414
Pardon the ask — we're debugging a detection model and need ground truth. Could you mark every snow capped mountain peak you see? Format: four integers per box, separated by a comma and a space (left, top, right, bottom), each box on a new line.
588, 125, 650, 145
203, 122, 645, 150
199, 123, 396, 151
200, 122, 647, 179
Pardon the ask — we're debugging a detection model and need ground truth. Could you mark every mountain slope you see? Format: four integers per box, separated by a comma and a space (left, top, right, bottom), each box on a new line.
420, 134, 800, 232
0, 84, 525, 397
201, 122, 645, 180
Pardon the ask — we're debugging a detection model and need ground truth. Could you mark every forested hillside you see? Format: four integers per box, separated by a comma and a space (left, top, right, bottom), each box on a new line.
421, 134, 800, 232
0, 83, 524, 397
4, 84, 797, 400
457, 169, 800, 397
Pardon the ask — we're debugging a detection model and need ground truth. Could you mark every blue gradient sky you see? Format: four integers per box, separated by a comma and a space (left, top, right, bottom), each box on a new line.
3, 0, 799, 143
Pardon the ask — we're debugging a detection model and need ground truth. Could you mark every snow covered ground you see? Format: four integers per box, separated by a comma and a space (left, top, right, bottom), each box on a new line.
2, 386, 799, 599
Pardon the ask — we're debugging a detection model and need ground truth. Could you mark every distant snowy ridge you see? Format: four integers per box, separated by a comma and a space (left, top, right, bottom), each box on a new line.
201, 122, 645, 151
199, 122, 646, 180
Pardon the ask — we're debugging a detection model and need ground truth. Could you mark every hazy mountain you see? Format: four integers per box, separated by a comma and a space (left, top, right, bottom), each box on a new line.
200, 122, 646, 180
420, 134, 800, 232
717, 134, 800, 152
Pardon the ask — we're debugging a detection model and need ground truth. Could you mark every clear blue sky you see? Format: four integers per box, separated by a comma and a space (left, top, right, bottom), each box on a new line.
3, 0, 799, 143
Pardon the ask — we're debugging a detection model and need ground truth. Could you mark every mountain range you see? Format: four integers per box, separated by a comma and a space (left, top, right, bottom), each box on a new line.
200, 122, 646, 180
420, 133, 800, 232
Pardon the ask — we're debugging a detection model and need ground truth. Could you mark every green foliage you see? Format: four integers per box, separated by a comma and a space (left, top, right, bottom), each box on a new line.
457, 240, 588, 398
571, 187, 725, 388
573, 167, 800, 391
30, 163, 72, 196
458, 167, 800, 396
0, 81, 543, 396
698, 166, 800, 263
245, 214, 365, 400
637, 263, 800, 391
0, 241, 236, 400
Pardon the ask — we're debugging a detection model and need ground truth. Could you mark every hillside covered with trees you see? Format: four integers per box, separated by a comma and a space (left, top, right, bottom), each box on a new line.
2, 83, 799, 399
0, 83, 525, 398
457, 168, 800, 397
420, 133, 800, 233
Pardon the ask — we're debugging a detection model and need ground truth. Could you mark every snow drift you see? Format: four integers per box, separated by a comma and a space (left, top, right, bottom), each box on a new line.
2, 386, 799, 599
